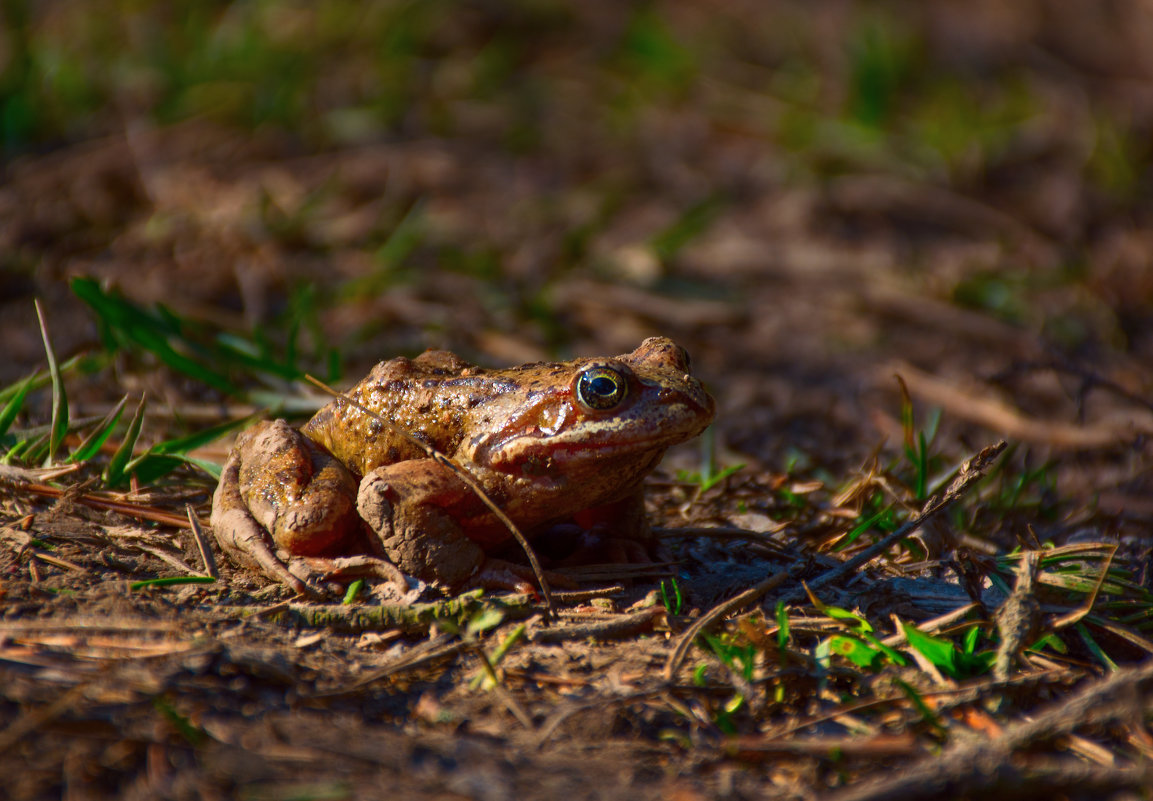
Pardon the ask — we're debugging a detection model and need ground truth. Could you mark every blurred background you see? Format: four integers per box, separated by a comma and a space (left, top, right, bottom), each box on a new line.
2, 0, 1152, 476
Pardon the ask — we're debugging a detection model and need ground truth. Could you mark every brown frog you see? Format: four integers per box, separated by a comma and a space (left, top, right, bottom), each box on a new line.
210, 337, 714, 596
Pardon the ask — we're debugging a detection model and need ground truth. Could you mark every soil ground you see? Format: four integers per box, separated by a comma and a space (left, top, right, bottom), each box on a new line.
2, 2, 1153, 799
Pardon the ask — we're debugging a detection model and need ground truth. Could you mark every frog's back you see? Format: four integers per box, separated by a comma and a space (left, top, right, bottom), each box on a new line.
301, 351, 502, 476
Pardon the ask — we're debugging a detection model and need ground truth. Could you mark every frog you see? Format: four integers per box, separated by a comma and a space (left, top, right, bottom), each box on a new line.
210, 336, 715, 597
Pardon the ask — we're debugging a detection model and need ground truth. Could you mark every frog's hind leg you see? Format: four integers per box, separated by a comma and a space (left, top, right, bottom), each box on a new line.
211, 432, 317, 597
211, 419, 368, 598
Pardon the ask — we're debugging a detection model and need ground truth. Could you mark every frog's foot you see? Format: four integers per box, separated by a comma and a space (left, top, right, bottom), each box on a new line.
288, 554, 409, 590
211, 420, 364, 599
211, 442, 323, 598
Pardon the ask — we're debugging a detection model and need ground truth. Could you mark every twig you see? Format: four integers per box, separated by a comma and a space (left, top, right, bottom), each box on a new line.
0, 681, 93, 755
728, 733, 922, 760
993, 359, 1153, 417
993, 551, 1041, 681
186, 503, 218, 579
529, 607, 666, 644
778, 441, 1007, 605
305, 374, 556, 622
215, 591, 534, 635
548, 585, 626, 603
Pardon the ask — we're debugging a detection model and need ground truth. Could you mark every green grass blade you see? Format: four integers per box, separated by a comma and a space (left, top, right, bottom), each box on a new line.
901, 621, 958, 677
835, 504, 894, 551
22, 432, 51, 466
68, 395, 128, 464
0, 376, 31, 439
7, 432, 47, 465
116, 413, 254, 485
1076, 622, 1119, 672
131, 576, 217, 590
149, 413, 257, 457
776, 601, 790, 650
104, 395, 147, 486
123, 453, 187, 485
806, 585, 873, 633
71, 277, 239, 395
35, 300, 69, 465
893, 679, 947, 735
827, 634, 884, 669
0, 355, 87, 406
183, 456, 224, 482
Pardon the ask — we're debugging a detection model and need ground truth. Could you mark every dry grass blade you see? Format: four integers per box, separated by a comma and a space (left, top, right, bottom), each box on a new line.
331, 638, 471, 693
469, 643, 535, 730
34, 299, 68, 465
6, 478, 195, 528
305, 373, 556, 620
131, 542, 205, 577
28, 550, 88, 573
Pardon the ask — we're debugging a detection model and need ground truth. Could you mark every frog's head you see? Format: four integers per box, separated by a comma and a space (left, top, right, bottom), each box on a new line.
469, 337, 715, 478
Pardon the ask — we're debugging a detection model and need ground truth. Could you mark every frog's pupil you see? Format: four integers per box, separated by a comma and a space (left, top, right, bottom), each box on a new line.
591, 376, 616, 397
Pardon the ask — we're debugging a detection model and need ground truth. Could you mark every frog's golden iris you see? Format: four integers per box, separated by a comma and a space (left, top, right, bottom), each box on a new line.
575, 366, 628, 411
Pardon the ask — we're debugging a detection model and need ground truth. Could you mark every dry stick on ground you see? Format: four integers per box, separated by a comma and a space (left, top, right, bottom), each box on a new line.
663, 442, 1006, 683
218, 590, 534, 635
993, 551, 1042, 681
992, 359, 1153, 417
828, 657, 1153, 801
778, 440, 1007, 606
305, 374, 556, 621
186, 503, 218, 579
530, 607, 666, 644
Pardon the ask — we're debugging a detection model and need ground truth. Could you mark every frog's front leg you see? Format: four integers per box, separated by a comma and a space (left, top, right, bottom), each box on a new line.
211, 420, 398, 597
357, 461, 574, 592
356, 460, 488, 590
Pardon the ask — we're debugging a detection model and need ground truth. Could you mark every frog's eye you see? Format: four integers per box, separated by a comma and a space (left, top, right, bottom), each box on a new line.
575, 367, 628, 411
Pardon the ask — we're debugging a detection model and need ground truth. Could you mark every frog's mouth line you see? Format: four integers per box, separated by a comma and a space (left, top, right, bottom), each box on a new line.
489, 420, 712, 467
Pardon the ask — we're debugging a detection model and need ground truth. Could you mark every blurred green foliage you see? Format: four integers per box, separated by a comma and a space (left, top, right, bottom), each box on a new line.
3, 1, 1146, 199
3, 0, 1150, 364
